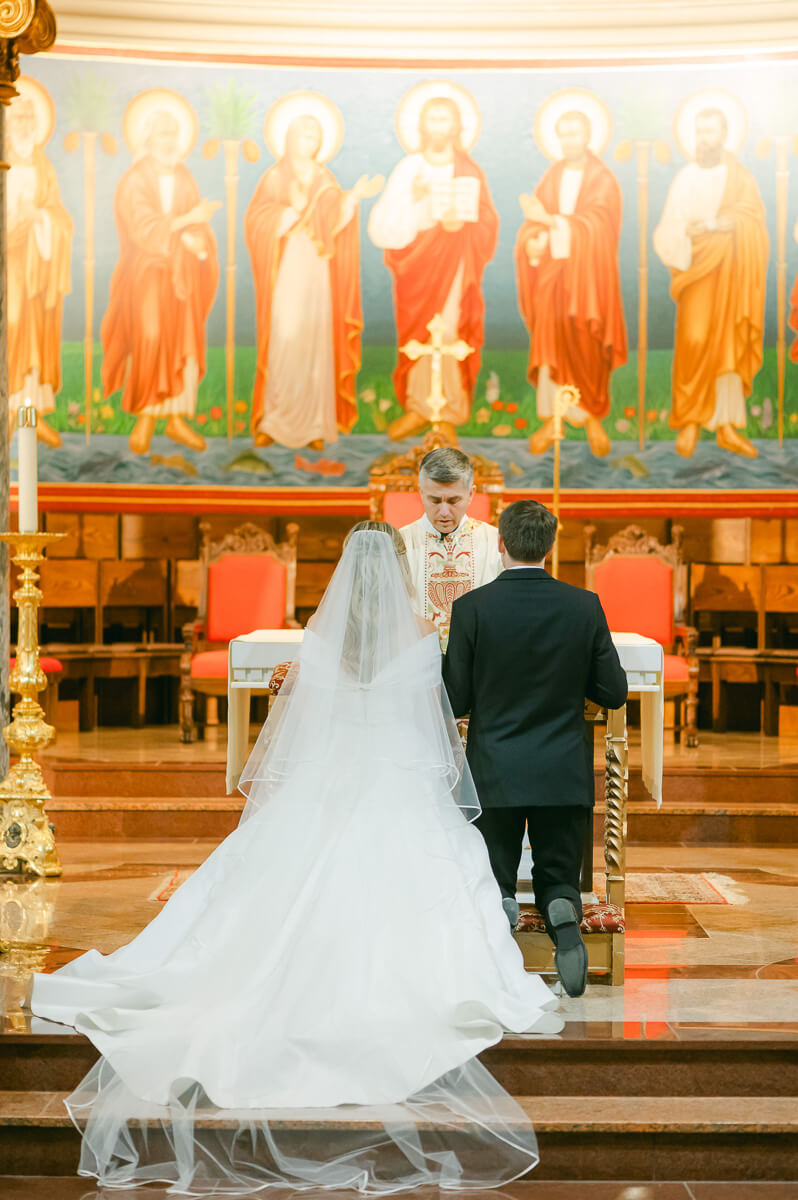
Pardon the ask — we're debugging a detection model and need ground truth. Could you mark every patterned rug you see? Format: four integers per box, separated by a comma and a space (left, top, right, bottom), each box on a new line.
150, 870, 731, 905
595, 872, 730, 904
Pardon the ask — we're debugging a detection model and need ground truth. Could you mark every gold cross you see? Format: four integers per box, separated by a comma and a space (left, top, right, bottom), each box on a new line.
400, 313, 474, 427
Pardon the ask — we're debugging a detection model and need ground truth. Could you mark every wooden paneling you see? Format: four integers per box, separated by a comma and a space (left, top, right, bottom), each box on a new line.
785, 520, 798, 563
122, 514, 197, 560
100, 560, 168, 606
690, 565, 761, 612
680, 519, 748, 564
751, 519, 785, 564
764, 565, 798, 613
279, 515, 352, 562
39, 559, 99, 607
558, 562, 585, 589
295, 561, 336, 608
174, 560, 202, 609
44, 513, 118, 559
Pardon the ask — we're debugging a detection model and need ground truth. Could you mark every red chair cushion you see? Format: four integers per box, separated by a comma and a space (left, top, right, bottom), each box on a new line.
515, 902, 625, 935
207, 555, 287, 644
190, 650, 229, 679
663, 653, 689, 683
593, 557, 673, 646
383, 491, 491, 528
9, 656, 63, 674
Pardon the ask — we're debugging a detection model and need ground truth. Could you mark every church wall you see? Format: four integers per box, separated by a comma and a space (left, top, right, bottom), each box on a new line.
5, 44, 798, 518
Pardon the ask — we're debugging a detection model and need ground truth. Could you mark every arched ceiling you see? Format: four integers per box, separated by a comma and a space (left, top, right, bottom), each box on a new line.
50, 1, 798, 61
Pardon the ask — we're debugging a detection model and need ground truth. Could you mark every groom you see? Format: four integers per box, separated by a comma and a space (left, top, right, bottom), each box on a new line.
442, 499, 627, 997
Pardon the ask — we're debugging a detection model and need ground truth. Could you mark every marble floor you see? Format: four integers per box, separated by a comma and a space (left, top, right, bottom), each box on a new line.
2, 1179, 798, 1198
2, 839, 797, 1037
39, 725, 798, 771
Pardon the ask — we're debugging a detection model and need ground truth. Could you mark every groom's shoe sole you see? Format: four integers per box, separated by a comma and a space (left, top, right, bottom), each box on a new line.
503, 897, 520, 930
547, 897, 588, 997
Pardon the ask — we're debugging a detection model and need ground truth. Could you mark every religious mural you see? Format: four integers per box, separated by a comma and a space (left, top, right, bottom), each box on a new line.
8, 55, 798, 498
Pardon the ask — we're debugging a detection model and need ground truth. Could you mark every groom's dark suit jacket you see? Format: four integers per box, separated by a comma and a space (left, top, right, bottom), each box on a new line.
442, 568, 628, 809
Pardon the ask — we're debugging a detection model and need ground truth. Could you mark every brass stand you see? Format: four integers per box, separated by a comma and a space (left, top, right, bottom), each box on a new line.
0, 531, 65, 877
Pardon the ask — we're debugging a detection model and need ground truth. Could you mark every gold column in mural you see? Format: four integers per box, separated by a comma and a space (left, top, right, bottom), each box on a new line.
614, 135, 671, 451
203, 83, 261, 441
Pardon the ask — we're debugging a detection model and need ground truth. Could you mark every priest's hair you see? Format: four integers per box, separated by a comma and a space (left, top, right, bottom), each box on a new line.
418, 447, 474, 490
344, 520, 413, 595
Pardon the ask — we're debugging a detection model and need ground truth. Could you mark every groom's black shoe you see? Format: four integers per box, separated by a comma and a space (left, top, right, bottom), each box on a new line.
502, 897, 520, 930
546, 897, 588, 997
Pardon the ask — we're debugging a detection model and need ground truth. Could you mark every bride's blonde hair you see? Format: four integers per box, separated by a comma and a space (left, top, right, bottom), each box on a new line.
344, 520, 413, 595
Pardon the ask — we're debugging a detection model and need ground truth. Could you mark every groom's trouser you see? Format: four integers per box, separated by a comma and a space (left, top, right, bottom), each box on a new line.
474, 805, 590, 931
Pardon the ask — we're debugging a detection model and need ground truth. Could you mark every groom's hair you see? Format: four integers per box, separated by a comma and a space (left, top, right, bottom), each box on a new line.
418, 448, 474, 489
499, 500, 558, 563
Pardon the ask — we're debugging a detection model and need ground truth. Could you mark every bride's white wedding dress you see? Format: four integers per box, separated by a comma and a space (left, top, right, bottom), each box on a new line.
31, 530, 557, 1194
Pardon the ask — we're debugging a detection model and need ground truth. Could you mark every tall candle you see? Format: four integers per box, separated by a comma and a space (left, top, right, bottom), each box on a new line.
17, 403, 38, 534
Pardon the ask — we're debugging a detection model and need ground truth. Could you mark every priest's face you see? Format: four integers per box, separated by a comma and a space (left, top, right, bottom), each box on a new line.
418, 475, 475, 535
695, 114, 726, 168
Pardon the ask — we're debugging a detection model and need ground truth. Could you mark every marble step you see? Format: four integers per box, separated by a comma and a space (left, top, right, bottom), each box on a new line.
43, 794, 798, 842
1, 1090, 796, 1181
4, 1031, 797, 1098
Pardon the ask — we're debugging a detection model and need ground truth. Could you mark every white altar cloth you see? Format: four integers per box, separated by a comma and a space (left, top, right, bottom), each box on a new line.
226, 629, 664, 803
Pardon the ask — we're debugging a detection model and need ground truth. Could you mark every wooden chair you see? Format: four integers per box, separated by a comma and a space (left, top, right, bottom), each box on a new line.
514, 703, 628, 986
586, 524, 699, 747
180, 521, 300, 742
368, 434, 505, 524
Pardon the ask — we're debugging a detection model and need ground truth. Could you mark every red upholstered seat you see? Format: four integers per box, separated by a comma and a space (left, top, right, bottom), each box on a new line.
516, 902, 625, 935
383, 491, 491, 528
663, 653, 689, 683
190, 650, 229, 679
9, 656, 63, 674
593, 556, 673, 646
206, 555, 287, 645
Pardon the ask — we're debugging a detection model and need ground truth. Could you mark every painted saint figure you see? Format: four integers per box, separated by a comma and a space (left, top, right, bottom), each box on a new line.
7, 84, 73, 448
101, 100, 220, 456
515, 107, 627, 459
245, 101, 381, 450
653, 105, 768, 458
368, 87, 499, 442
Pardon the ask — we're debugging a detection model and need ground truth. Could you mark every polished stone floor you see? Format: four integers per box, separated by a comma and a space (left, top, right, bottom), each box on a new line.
39, 725, 798, 771
3, 1178, 798, 1198
2, 839, 797, 1037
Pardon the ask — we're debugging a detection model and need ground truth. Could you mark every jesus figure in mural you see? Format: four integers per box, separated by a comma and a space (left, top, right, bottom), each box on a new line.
368, 88, 499, 443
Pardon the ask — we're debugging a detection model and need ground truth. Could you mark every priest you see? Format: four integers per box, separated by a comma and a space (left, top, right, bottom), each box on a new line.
400, 447, 501, 650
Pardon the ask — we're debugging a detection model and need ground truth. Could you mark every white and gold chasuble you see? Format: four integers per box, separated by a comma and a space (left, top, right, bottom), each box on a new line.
400, 515, 501, 649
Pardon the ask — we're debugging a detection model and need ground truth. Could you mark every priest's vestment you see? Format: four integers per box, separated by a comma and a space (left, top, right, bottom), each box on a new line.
401, 515, 501, 649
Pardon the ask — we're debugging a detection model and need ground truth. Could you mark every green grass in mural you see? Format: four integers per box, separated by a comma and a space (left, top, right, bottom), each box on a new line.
53, 342, 798, 441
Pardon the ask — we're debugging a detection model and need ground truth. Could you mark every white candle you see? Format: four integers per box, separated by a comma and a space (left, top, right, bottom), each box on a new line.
17, 402, 38, 534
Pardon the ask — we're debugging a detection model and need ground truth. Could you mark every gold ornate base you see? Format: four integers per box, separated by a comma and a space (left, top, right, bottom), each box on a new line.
0, 531, 65, 879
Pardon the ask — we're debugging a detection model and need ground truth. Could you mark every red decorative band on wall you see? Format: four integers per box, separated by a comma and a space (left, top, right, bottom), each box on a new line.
8, 484, 798, 520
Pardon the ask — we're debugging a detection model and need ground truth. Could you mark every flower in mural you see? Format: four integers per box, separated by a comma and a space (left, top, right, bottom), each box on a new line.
360, 389, 376, 404
514, 417, 528, 430
491, 400, 503, 412
623, 407, 635, 419
616, 418, 630, 433
476, 407, 491, 424
485, 371, 500, 406
210, 406, 223, 421
506, 402, 518, 414
492, 423, 511, 437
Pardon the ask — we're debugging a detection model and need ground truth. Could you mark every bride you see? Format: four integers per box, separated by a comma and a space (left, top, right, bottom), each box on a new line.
30, 521, 558, 1194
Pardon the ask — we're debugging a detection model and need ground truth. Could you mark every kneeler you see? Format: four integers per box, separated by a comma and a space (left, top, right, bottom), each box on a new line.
266, 671, 626, 986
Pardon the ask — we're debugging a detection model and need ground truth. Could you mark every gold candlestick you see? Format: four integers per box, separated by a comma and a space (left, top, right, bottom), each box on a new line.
0, 531, 65, 877
551, 384, 580, 580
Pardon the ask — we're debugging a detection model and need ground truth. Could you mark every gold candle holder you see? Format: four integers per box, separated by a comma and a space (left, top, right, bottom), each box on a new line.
0, 530, 65, 877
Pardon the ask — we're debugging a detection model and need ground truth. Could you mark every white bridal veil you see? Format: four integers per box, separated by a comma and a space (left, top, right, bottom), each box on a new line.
34, 530, 547, 1194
